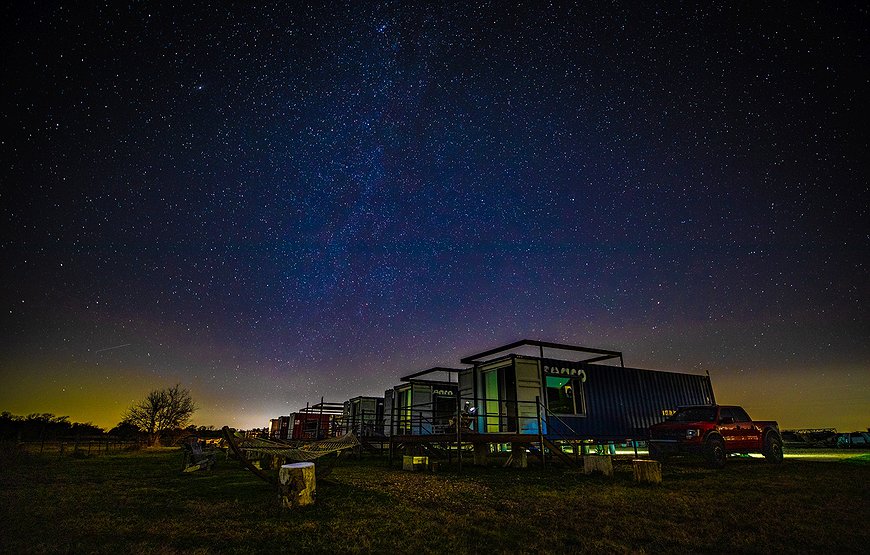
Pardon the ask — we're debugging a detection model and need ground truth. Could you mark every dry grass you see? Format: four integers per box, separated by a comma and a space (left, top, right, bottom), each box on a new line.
1, 447, 868, 553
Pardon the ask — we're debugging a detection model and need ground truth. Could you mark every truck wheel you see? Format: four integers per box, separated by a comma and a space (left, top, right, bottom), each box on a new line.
705, 437, 726, 469
763, 431, 784, 464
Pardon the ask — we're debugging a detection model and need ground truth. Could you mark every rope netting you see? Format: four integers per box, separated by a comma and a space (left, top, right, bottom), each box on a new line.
233, 433, 361, 462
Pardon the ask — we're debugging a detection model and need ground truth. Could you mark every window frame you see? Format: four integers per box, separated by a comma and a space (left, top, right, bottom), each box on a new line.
545, 375, 587, 416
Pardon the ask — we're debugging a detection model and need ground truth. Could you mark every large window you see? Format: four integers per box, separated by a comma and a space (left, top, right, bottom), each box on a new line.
545, 376, 586, 415
720, 406, 751, 423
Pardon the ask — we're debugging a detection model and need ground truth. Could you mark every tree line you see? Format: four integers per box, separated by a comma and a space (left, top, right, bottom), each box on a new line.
2, 384, 211, 445
0, 412, 105, 441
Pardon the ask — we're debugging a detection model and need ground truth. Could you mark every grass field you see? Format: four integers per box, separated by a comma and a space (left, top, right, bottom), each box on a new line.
1, 447, 868, 554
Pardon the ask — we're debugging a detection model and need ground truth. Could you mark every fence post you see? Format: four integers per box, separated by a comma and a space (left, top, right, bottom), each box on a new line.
455, 395, 461, 471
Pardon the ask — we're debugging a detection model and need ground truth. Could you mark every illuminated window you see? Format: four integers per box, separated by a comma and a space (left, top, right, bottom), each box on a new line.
545, 376, 586, 415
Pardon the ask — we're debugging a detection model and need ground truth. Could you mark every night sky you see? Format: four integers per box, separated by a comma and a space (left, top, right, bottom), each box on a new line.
2, 2, 867, 432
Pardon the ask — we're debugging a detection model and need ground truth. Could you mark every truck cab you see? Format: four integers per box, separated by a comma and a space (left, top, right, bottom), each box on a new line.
648, 404, 783, 468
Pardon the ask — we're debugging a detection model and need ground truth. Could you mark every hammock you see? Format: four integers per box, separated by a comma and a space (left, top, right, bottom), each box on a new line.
231, 433, 360, 462
221, 426, 359, 485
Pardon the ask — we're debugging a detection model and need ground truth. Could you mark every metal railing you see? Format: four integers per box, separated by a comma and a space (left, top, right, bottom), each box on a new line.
388, 400, 454, 436
332, 410, 385, 438
386, 396, 545, 437
384, 395, 649, 469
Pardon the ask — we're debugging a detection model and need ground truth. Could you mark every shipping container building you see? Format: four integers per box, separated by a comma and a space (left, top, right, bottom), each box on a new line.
289, 412, 332, 440
455, 340, 716, 442
341, 396, 385, 437
267, 413, 332, 440
384, 367, 462, 436
268, 418, 284, 440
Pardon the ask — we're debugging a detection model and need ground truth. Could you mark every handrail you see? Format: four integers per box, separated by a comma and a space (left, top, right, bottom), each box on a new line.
390, 407, 445, 435
537, 400, 581, 439
387, 396, 545, 435
332, 409, 385, 437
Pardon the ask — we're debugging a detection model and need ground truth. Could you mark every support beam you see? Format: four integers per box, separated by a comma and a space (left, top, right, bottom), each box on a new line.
460, 339, 623, 365
473, 444, 489, 466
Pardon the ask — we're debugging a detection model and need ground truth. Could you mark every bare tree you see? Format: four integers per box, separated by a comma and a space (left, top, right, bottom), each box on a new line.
123, 385, 197, 445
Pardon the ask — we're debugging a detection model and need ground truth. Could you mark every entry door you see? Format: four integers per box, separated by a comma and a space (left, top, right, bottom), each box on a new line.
433, 394, 455, 430
483, 365, 517, 432
397, 388, 412, 434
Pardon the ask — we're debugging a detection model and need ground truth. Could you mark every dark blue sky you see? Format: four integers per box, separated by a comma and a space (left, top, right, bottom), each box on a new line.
2, 2, 867, 430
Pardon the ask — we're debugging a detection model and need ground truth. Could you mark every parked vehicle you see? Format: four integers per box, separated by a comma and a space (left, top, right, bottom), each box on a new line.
648, 405, 783, 468
836, 431, 870, 448
780, 428, 838, 448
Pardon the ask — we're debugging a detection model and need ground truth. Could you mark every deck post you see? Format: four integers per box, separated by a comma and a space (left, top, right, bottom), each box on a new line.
318, 397, 325, 439
473, 443, 488, 466
536, 396, 545, 469
454, 396, 461, 469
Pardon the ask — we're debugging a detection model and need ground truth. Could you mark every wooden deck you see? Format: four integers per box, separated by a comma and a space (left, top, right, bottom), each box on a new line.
388, 432, 587, 468
390, 432, 539, 445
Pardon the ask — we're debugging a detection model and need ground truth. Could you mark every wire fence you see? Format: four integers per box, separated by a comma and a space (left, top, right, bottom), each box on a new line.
9, 437, 142, 457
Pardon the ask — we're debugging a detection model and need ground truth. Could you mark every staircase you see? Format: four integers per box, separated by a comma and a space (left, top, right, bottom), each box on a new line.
541, 438, 580, 466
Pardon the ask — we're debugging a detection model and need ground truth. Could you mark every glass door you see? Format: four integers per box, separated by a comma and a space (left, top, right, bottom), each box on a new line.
433, 393, 455, 431
396, 388, 412, 435
483, 364, 517, 432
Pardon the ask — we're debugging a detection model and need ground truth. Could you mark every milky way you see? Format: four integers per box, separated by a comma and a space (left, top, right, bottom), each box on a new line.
2, 2, 867, 430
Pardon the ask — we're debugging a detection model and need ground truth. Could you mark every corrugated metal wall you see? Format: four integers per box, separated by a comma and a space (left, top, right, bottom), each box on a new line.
546, 364, 715, 440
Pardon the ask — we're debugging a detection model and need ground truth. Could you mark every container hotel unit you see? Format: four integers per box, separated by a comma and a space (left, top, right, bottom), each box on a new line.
266, 340, 717, 462
384, 368, 460, 436
388, 340, 715, 455
457, 340, 714, 440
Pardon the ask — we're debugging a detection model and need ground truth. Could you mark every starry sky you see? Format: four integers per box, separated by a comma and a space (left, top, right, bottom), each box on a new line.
2, 2, 868, 432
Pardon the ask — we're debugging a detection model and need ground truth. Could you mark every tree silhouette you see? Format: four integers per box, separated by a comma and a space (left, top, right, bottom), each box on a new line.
0, 412, 104, 440
122, 385, 197, 446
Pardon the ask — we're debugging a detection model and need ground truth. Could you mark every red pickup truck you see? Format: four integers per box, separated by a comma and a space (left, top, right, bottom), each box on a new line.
648, 405, 783, 468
